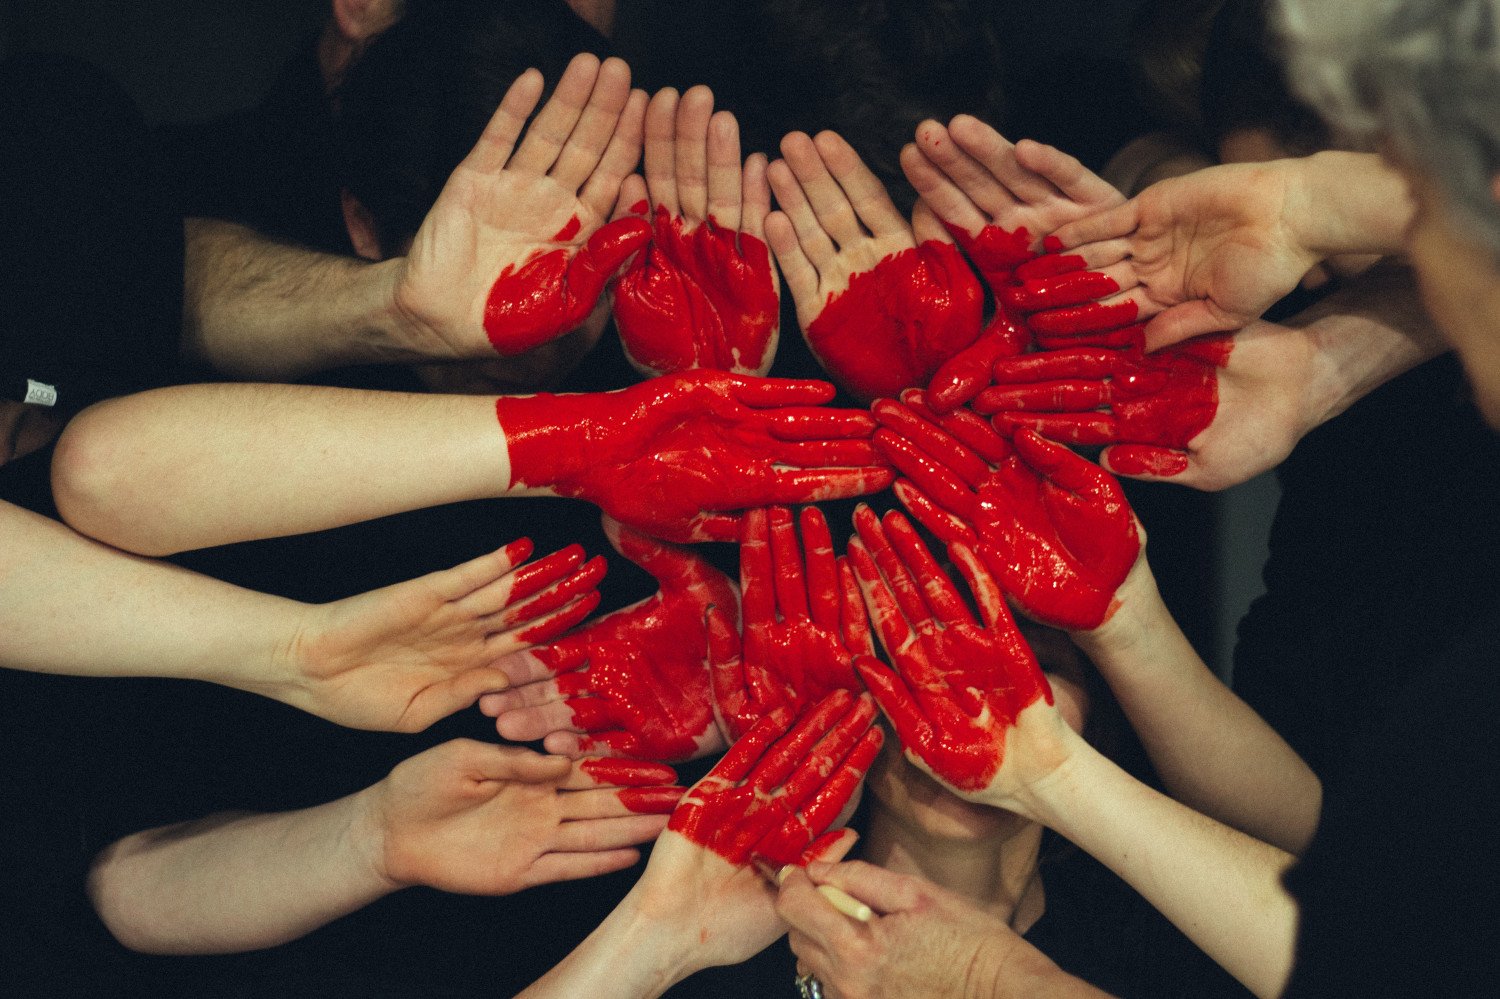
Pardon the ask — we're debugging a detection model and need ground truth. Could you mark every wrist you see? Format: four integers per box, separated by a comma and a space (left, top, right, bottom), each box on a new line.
344, 783, 408, 897
493, 387, 628, 495
1291, 152, 1413, 259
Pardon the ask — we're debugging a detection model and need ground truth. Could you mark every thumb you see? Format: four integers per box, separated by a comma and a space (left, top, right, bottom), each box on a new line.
568, 216, 653, 297
396, 667, 512, 732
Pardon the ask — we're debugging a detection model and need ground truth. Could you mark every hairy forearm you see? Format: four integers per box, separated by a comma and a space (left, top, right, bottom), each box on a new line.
182, 218, 422, 379
51, 382, 512, 555
89, 793, 393, 954
1017, 732, 1300, 999
1075, 564, 1321, 854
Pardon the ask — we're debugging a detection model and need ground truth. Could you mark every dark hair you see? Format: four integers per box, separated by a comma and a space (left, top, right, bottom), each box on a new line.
1128, 0, 1226, 139
1200, 0, 1329, 155
334, 0, 611, 251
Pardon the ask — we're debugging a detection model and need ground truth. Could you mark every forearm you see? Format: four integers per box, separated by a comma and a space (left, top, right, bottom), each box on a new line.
1074, 563, 1320, 853
1287, 151, 1413, 259
88, 792, 394, 954
51, 382, 513, 554
1017, 731, 1300, 999
182, 218, 424, 379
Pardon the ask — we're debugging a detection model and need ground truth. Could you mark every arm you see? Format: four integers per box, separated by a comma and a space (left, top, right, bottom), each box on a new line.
0, 499, 599, 731
609, 85, 780, 377
88, 742, 681, 954
183, 54, 649, 378
515, 690, 882, 999
846, 509, 1299, 998
51, 371, 894, 554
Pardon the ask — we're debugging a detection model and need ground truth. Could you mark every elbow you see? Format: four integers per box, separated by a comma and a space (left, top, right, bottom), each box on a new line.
51, 398, 181, 557
87, 842, 177, 955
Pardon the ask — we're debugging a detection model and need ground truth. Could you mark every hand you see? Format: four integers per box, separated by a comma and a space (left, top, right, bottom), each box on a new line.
284, 539, 605, 732
846, 506, 1055, 796
709, 506, 872, 741
358, 740, 683, 896
872, 392, 1141, 631
609, 86, 780, 377
901, 117, 1125, 411
496, 369, 896, 543
778, 860, 1097, 999
766, 130, 983, 401
975, 326, 1234, 480
480, 516, 737, 762
391, 53, 651, 359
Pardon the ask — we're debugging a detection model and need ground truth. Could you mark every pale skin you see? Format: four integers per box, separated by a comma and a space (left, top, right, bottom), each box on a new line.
0, 498, 600, 732
88, 741, 678, 954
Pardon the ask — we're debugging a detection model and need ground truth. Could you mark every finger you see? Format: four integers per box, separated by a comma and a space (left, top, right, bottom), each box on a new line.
945, 539, 1012, 633
673, 85, 715, 223
1047, 197, 1142, 250
602, 514, 727, 597
581, 88, 649, 222
642, 87, 681, 215
744, 688, 860, 793
837, 556, 876, 658
549, 56, 634, 192
881, 509, 976, 628
989, 348, 1118, 384
705, 110, 745, 231
921, 116, 1033, 223
508, 53, 602, 176
854, 655, 938, 758
845, 531, 914, 660
573, 757, 678, 789
557, 784, 686, 820
988, 411, 1119, 446
726, 373, 838, 408
814, 129, 909, 241
765, 207, 821, 311
891, 478, 979, 550
779, 130, 866, 249
804, 858, 926, 914
1102, 442, 1190, 479
873, 429, 979, 522
768, 140, 844, 285
901, 134, 987, 237
1003, 267, 1126, 312
450, 739, 573, 780
972, 380, 1112, 414
762, 403, 876, 438
398, 668, 514, 731
562, 216, 653, 303
520, 846, 648, 888
762, 465, 897, 505
422, 538, 532, 603
493, 695, 581, 742
871, 399, 991, 489
498, 551, 607, 623
801, 506, 841, 631
458, 68, 545, 175
611, 172, 650, 224
493, 589, 603, 655
1011, 136, 1125, 212
755, 721, 882, 865
899, 389, 1014, 465
738, 508, 774, 664
1141, 299, 1245, 350
710, 705, 796, 783
769, 504, 811, 622
549, 812, 677, 852
1027, 298, 1141, 339
1012, 426, 1118, 497
740, 152, 772, 242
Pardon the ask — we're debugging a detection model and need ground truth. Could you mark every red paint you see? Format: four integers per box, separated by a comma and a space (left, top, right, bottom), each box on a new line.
667, 690, 883, 866
629, 199, 650, 215
1027, 299, 1140, 339
483, 216, 650, 356
505, 543, 584, 604
552, 215, 582, 242
872, 399, 1141, 631
616, 786, 688, 813
848, 508, 1050, 792
1003, 269, 1120, 311
803, 240, 982, 401
611, 206, 780, 375
538, 520, 739, 762
977, 328, 1233, 474
1014, 251, 1085, 281
710, 506, 865, 741
495, 370, 895, 543
579, 757, 678, 786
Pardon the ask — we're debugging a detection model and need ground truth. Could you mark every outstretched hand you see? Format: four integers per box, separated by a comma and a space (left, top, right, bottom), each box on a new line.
871, 392, 1141, 631
480, 516, 737, 762
902, 117, 1125, 411
284, 538, 604, 732
358, 740, 682, 896
709, 506, 872, 741
766, 130, 982, 401
391, 53, 651, 359
496, 369, 895, 543
610, 86, 780, 377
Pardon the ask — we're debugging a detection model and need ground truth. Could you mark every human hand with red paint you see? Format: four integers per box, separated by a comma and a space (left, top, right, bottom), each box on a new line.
870, 392, 1141, 631
358, 741, 683, 897
1043, 152, 1413, 351
901, 116, 1126, 411
389, 53, 651, 360
709, 506, 873, 741
608, 86, 780, 377
766, 130, 983, 402
511, 691, 880, 999
285, 538, 605, 732
480, 515, 737, 763
495, 369, 896, 543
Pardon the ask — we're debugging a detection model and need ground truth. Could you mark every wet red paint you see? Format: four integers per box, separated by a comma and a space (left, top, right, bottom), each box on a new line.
1004, 269, 1120, 311
535, 521, 738, 762
848, 508, 1051, 791
580, 757, 678, 787
871, 398, 1141, 631
629, 199, 649, 215
803, 240, 982, 400
494, 370, 894, 544
1027, 299, 1140, 341
978, 327, 1233, 477
551, 215, 582, 242
611, 205, 779, 375
616, 786, 688, 813
667, 691, 882, 866
482, 216, 650, 355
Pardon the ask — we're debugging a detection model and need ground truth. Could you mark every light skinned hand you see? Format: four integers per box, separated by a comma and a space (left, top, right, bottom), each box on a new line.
280, 538, 605, 732
391, 53, 651, 359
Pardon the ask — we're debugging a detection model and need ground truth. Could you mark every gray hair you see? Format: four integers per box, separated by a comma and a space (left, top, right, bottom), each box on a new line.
1278, 0, 1500, 258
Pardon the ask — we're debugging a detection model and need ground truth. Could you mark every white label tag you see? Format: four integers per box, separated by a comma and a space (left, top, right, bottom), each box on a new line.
24, 379, 58, 407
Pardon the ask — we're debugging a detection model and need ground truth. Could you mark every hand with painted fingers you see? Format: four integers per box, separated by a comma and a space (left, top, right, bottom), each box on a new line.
609, 86, 780, 377
479, 515, 737, 763
901, 116, 1126, 411
361, 741, 684, 897
871, 391, 1141, 631
285, 538, 606, 732
1042, 152, 1413, 352
709, 506, 873, 741
766, 129, 982, 402
495, 369, 896, 543
846, 505, 1065, 803
512, 691, 882, 999
391, 52, 652, 359
778, 860, 1113, 999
